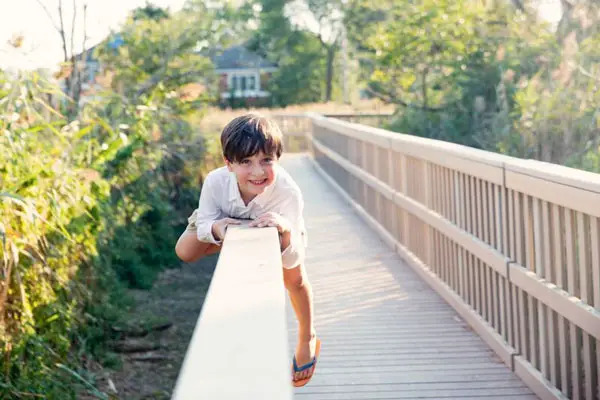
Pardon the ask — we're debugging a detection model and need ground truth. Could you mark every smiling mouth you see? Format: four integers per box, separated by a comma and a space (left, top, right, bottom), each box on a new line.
249, 178, 267, 186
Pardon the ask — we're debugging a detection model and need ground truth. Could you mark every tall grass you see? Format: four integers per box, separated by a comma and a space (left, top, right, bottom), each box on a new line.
0, 70, 211, 398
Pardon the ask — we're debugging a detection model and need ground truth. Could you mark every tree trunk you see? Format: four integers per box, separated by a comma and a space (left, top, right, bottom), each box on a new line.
0, 260, 13, 329
325, 45, 335, 102
421, 68, 429, 110
556, 0, 574, 41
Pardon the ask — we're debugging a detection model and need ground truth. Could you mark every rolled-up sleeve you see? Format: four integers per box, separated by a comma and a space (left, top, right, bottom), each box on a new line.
195, 173, 224, 244
280, 192, 307, 269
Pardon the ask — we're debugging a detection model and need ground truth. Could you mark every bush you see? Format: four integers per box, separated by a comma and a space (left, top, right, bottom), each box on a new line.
0, 70, 209, 398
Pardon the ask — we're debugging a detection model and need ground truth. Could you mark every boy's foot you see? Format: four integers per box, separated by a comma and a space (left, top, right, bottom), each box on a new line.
292, 334, 319, 383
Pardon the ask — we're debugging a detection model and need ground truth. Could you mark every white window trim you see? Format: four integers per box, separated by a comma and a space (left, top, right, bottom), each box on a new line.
216, 67, 277, 74
227, 70, 262, 97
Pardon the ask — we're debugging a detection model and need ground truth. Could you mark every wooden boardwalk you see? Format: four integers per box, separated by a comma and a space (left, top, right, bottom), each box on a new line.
282, 154, 538, 400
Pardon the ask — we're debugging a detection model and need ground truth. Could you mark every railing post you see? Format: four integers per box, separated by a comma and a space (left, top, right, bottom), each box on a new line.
423, 161, 432, 266
400, 154, 409, 247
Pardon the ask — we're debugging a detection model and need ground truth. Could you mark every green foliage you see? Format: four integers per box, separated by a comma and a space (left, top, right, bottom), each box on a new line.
0, 5, 222, 396
247, 0, 339, 106
132, 2, 170, 21
347, 0, 600, 171
358, 0, 500, 145
368, 0, 489, 107
1, 71, 117, 398
95, 2, 224, 104
266, 31, 326, 106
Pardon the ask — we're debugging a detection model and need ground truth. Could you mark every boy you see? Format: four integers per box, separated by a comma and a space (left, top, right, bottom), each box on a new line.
175, 114, 320, 387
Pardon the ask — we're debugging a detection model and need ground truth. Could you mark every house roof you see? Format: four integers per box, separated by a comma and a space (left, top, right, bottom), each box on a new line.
213, 45, 276, 70
75, 34, 123, 63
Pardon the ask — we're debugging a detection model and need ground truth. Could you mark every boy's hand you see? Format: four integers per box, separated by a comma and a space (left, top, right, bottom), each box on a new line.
211, 218, 242, 242
249, 212, 292, 251
249, 212, 291, 233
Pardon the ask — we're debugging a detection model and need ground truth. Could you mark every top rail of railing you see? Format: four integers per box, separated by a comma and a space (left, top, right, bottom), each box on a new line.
172, 225, 292, 400
275, 111, 600, 192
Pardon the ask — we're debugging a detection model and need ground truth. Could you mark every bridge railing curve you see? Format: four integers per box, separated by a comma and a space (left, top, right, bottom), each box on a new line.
271, 112, 600, 400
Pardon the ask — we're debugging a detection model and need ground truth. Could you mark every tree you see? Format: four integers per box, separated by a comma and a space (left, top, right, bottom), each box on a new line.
287, 0, 344, 101
132, 2, 170, 21
35, 0, 89, 119
345, 0, 600, 172
502, 0, 600, 166
366, 0, 495, 110
95, 2, 223, 103
247, 0, 331, 105
267, 31, 326, 105
345, 0, 508, 144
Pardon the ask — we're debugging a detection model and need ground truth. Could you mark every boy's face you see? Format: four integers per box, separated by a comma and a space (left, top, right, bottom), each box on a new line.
225, 151, 278, 200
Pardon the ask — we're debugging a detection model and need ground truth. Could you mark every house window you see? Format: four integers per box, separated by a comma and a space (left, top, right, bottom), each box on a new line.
86, 62, 99, 83
227, 73, 260, 95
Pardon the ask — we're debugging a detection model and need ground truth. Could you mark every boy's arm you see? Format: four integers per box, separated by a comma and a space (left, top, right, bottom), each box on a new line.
279, 230, 291, 252
195, 173, 224, 244
280, 231, 304, 269
279, 193, 306, 269
248, 190, 306, 268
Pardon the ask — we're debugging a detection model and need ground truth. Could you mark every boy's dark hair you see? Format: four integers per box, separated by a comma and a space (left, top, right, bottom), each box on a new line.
220, 114, 283, 162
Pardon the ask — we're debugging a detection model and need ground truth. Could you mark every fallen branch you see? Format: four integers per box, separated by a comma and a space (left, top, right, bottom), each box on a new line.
112, 339, 161, 353
365, 87, 452, 112
129, 353, 169, 362
111, 322, 172, 338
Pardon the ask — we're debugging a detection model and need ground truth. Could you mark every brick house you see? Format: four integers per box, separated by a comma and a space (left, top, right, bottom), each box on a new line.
68, 40, 277, 107
213, 45, 278, 107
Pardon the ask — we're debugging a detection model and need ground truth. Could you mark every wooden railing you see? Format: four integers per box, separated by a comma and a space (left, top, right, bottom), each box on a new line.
275, 112, 600, 400
322, 112, 394, 128
172, 225, 292, 399
272, 113, 312, 153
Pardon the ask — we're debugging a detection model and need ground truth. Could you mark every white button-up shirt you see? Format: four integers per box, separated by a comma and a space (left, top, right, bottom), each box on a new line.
195, 165, 307, 269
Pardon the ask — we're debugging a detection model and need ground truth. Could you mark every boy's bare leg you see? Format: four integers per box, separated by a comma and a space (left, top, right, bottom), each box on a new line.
175, 230, 220, 263
283, 264, 316, 381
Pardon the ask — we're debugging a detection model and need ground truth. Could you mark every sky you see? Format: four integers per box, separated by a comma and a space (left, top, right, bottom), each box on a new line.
0, 0, 563, 73
0, 0, 187, 71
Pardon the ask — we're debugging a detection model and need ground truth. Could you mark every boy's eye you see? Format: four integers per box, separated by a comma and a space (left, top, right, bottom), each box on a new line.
241, 159, 251, 165
263, 158, 273, 163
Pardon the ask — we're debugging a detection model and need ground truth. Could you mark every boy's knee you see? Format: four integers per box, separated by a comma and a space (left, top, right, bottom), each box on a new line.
175, 244, 197, 263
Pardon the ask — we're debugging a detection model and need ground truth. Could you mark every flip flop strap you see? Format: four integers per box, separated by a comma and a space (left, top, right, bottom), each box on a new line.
293, 356, 316, 372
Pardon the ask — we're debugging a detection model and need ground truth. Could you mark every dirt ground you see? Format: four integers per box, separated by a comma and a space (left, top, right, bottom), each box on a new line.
91, 255, 218, 400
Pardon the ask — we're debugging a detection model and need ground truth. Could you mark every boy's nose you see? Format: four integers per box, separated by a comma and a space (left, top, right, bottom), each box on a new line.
250, 164, 264, 176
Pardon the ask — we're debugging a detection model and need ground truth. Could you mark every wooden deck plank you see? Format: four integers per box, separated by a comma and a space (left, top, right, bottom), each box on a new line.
295, 379, 528, 392
280, 155, 537, 399
296, 389, 537, 398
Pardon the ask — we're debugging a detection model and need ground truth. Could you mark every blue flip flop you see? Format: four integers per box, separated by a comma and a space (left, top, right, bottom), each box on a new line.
292, 338, 321, 387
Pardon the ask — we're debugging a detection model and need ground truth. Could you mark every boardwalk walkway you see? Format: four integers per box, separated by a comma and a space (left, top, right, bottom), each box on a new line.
282, 154, 538, 400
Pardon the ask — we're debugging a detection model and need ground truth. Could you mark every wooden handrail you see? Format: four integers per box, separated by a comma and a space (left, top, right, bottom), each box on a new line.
172, 225, 292, 400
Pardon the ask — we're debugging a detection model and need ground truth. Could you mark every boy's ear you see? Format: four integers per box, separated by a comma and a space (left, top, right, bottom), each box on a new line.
224, 157, 233, 172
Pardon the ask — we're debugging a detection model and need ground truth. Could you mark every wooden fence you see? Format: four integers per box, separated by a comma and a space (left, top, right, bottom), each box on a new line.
322, 112, 394, 127
273, 112, 600, 400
